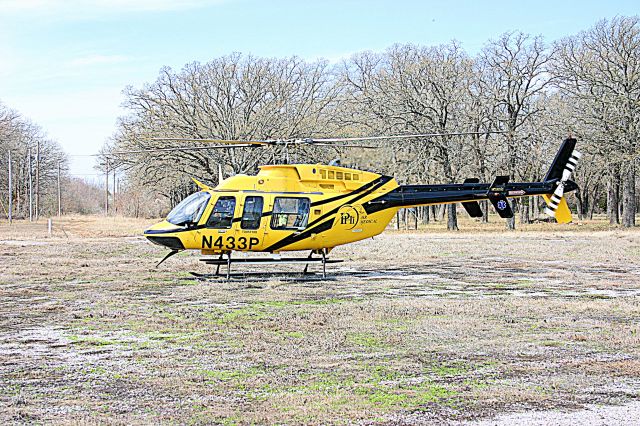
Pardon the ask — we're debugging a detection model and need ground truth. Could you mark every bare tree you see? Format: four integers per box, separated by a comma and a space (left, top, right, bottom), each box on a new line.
0, 102, 67, 219
343, 43, 474, 230
479, 32, 555, 229
111, 54, 342, 203
554, 16, 640, 227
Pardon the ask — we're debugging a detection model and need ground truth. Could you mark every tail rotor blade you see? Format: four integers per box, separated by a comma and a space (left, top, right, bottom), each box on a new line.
544, 148, 582, 219
544, 182, 566, 218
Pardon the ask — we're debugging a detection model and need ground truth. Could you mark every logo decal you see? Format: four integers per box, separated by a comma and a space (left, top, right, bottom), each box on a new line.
496, 200, 507, 210
338, 205, 359, 230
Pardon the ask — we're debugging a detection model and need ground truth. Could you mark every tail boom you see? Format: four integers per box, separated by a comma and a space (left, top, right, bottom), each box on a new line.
363, 138, 581, 223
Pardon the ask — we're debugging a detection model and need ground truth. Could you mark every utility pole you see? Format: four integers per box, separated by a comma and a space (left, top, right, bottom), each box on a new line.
35, 140, 40, 221
28, 147, 33, 222
112, 166, 116, 214
57, 161, 61, 217
16, 152, 21, 216
8, 150, 12, 224
105, 159, 109, 216
116, 178, 120, 214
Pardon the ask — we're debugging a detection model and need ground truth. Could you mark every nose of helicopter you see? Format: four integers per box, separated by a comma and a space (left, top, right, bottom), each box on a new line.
144, 219, 176, 234
143, 220, 186, 250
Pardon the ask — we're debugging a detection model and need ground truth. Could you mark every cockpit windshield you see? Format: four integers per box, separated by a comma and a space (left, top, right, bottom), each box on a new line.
166, 191, 211, 226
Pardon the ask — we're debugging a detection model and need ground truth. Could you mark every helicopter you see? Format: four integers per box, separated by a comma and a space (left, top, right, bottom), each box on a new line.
139, 133, 581, 278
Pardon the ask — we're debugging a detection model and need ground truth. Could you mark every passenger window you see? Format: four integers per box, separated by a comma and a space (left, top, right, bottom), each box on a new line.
241, 196, 263, 230
206, 196, 236, 229
270, 197, 310, 230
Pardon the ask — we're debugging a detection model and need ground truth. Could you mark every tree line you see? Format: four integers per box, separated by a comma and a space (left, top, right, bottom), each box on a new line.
0, 102, 68, 220
103, 16, 637, 228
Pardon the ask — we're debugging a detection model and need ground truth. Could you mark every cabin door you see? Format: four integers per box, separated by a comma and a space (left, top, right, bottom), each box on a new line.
198, 195, 238, 252
233, 195, 265, 252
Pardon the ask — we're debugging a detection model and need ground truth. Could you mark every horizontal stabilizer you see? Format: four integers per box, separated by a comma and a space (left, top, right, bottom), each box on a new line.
490, 175, 510, 190
462, 201, 484, 218
462, 178, 483, 218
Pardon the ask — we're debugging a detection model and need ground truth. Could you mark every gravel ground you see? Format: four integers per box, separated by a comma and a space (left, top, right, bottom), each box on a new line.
461, 401, 640, 425
1, 216, 639, 424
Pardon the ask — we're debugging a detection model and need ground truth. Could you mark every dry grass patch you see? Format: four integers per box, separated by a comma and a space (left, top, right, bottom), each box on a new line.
1, 217, 640, 423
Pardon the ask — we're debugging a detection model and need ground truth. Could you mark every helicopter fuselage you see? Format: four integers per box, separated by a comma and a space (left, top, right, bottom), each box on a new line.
144, 164, 399, 254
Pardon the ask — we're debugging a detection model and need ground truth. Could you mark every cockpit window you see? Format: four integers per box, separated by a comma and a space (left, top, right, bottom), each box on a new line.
166, 191, 211, 226
206, 196, 236, 229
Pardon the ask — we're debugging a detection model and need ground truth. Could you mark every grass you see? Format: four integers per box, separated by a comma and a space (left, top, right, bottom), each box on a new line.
0, 216, 639, 423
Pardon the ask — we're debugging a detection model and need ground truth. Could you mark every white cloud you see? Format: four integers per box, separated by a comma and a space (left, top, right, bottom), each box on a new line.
0, 0, 226, 16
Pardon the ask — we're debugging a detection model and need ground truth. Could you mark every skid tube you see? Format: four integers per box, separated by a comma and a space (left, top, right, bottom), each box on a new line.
199, 249, 342, 279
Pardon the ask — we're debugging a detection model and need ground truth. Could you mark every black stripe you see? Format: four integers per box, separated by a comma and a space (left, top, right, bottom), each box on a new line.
305, 176, 389, 229
310, 176, 387, 207
144, 224, 209, 235
264, 176, 392, 252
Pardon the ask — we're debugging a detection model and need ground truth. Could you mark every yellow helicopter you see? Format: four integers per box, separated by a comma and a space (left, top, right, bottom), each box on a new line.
139, 134, 581, 278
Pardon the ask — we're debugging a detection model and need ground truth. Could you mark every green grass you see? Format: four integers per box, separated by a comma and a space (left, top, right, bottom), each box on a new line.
347, 332, 387, 348
198, 366, 265, 383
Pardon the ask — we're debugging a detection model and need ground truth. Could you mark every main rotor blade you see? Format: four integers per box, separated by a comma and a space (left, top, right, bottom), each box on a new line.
307, 130, 505, 143
308, 143, 377, 149
110, 144, 258, 155
148, 137, 272, 146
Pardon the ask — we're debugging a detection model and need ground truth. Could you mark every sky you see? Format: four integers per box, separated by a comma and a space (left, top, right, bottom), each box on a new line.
0, 0, 638, 178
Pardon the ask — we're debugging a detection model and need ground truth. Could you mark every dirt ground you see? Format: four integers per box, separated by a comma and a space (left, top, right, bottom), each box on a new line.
1, 215, 640, 425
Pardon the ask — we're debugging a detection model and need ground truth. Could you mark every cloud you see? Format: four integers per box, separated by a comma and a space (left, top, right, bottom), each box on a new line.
0, 0, 226, 16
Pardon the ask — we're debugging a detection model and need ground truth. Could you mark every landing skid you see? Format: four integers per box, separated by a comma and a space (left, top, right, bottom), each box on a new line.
198, 250, 342, 279
188, 271, 337, 282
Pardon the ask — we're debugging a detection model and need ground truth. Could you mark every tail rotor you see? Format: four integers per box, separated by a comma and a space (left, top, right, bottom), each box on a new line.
543, 147, 582, 220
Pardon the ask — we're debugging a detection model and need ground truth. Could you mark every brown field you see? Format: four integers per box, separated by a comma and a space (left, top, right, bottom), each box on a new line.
1, 215, 640, 424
